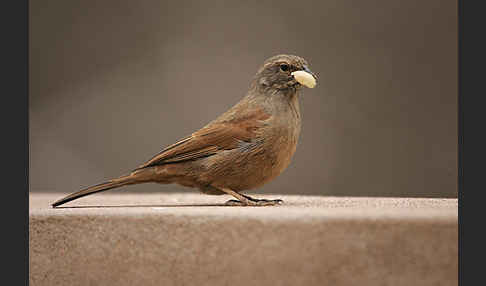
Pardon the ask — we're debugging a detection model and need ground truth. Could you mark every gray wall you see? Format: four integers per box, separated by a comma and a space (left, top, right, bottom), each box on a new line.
30, 0, 457, 197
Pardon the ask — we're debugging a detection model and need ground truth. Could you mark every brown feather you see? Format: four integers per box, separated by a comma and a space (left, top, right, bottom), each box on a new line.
135, 104, 271, 169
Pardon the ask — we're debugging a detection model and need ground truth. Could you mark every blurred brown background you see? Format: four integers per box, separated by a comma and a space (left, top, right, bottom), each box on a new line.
29, 0, 457, 197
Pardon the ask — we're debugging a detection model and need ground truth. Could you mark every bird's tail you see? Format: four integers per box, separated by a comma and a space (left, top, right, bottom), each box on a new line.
51, 174, 139, 207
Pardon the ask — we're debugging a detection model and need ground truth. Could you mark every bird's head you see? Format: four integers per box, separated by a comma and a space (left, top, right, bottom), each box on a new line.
253, 54, 317, 92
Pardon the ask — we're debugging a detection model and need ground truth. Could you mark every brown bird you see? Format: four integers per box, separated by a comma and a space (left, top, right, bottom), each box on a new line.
52, 54, 317, 207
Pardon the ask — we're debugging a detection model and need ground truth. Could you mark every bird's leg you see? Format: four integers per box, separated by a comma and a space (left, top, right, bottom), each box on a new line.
218, 187, 283, 206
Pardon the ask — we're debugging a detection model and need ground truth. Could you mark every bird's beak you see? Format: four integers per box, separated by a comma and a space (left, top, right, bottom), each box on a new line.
291, 65, 317, 88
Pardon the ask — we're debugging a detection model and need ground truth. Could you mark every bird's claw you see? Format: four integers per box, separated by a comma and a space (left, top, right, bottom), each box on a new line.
225, 198, 283, 206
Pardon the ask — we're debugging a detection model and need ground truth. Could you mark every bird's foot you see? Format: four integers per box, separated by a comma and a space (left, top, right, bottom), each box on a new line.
225, 198, 283, 206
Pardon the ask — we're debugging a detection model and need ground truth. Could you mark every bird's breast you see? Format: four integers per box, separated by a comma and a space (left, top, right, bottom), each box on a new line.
199, 94, 302, 191
234, 102, 301, 189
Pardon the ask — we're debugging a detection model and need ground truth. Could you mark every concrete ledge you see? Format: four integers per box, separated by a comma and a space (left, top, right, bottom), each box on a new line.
30, 192, 458, 286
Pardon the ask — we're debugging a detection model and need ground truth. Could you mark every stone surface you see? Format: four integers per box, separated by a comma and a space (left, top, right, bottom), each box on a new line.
30, 192, 458, 286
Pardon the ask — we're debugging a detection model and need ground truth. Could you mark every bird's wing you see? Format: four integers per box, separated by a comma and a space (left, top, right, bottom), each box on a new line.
135, 106, 270, 169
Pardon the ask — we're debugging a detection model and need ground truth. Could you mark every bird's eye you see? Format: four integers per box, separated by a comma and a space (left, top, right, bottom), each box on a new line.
280, 64, 289, 72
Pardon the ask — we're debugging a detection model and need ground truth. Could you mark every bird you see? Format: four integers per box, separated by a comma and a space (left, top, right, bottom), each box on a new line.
52, 54, 317, 207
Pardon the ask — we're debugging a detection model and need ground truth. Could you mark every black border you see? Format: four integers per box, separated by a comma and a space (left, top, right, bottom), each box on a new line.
3, 0, 29, 284
459, 0, 483, 285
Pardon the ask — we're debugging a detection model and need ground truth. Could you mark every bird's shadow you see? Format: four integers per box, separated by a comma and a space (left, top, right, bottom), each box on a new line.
53, 203, 234, 209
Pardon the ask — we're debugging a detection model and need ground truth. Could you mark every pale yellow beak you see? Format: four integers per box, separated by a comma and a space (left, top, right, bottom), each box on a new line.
291, 69, 317, 88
